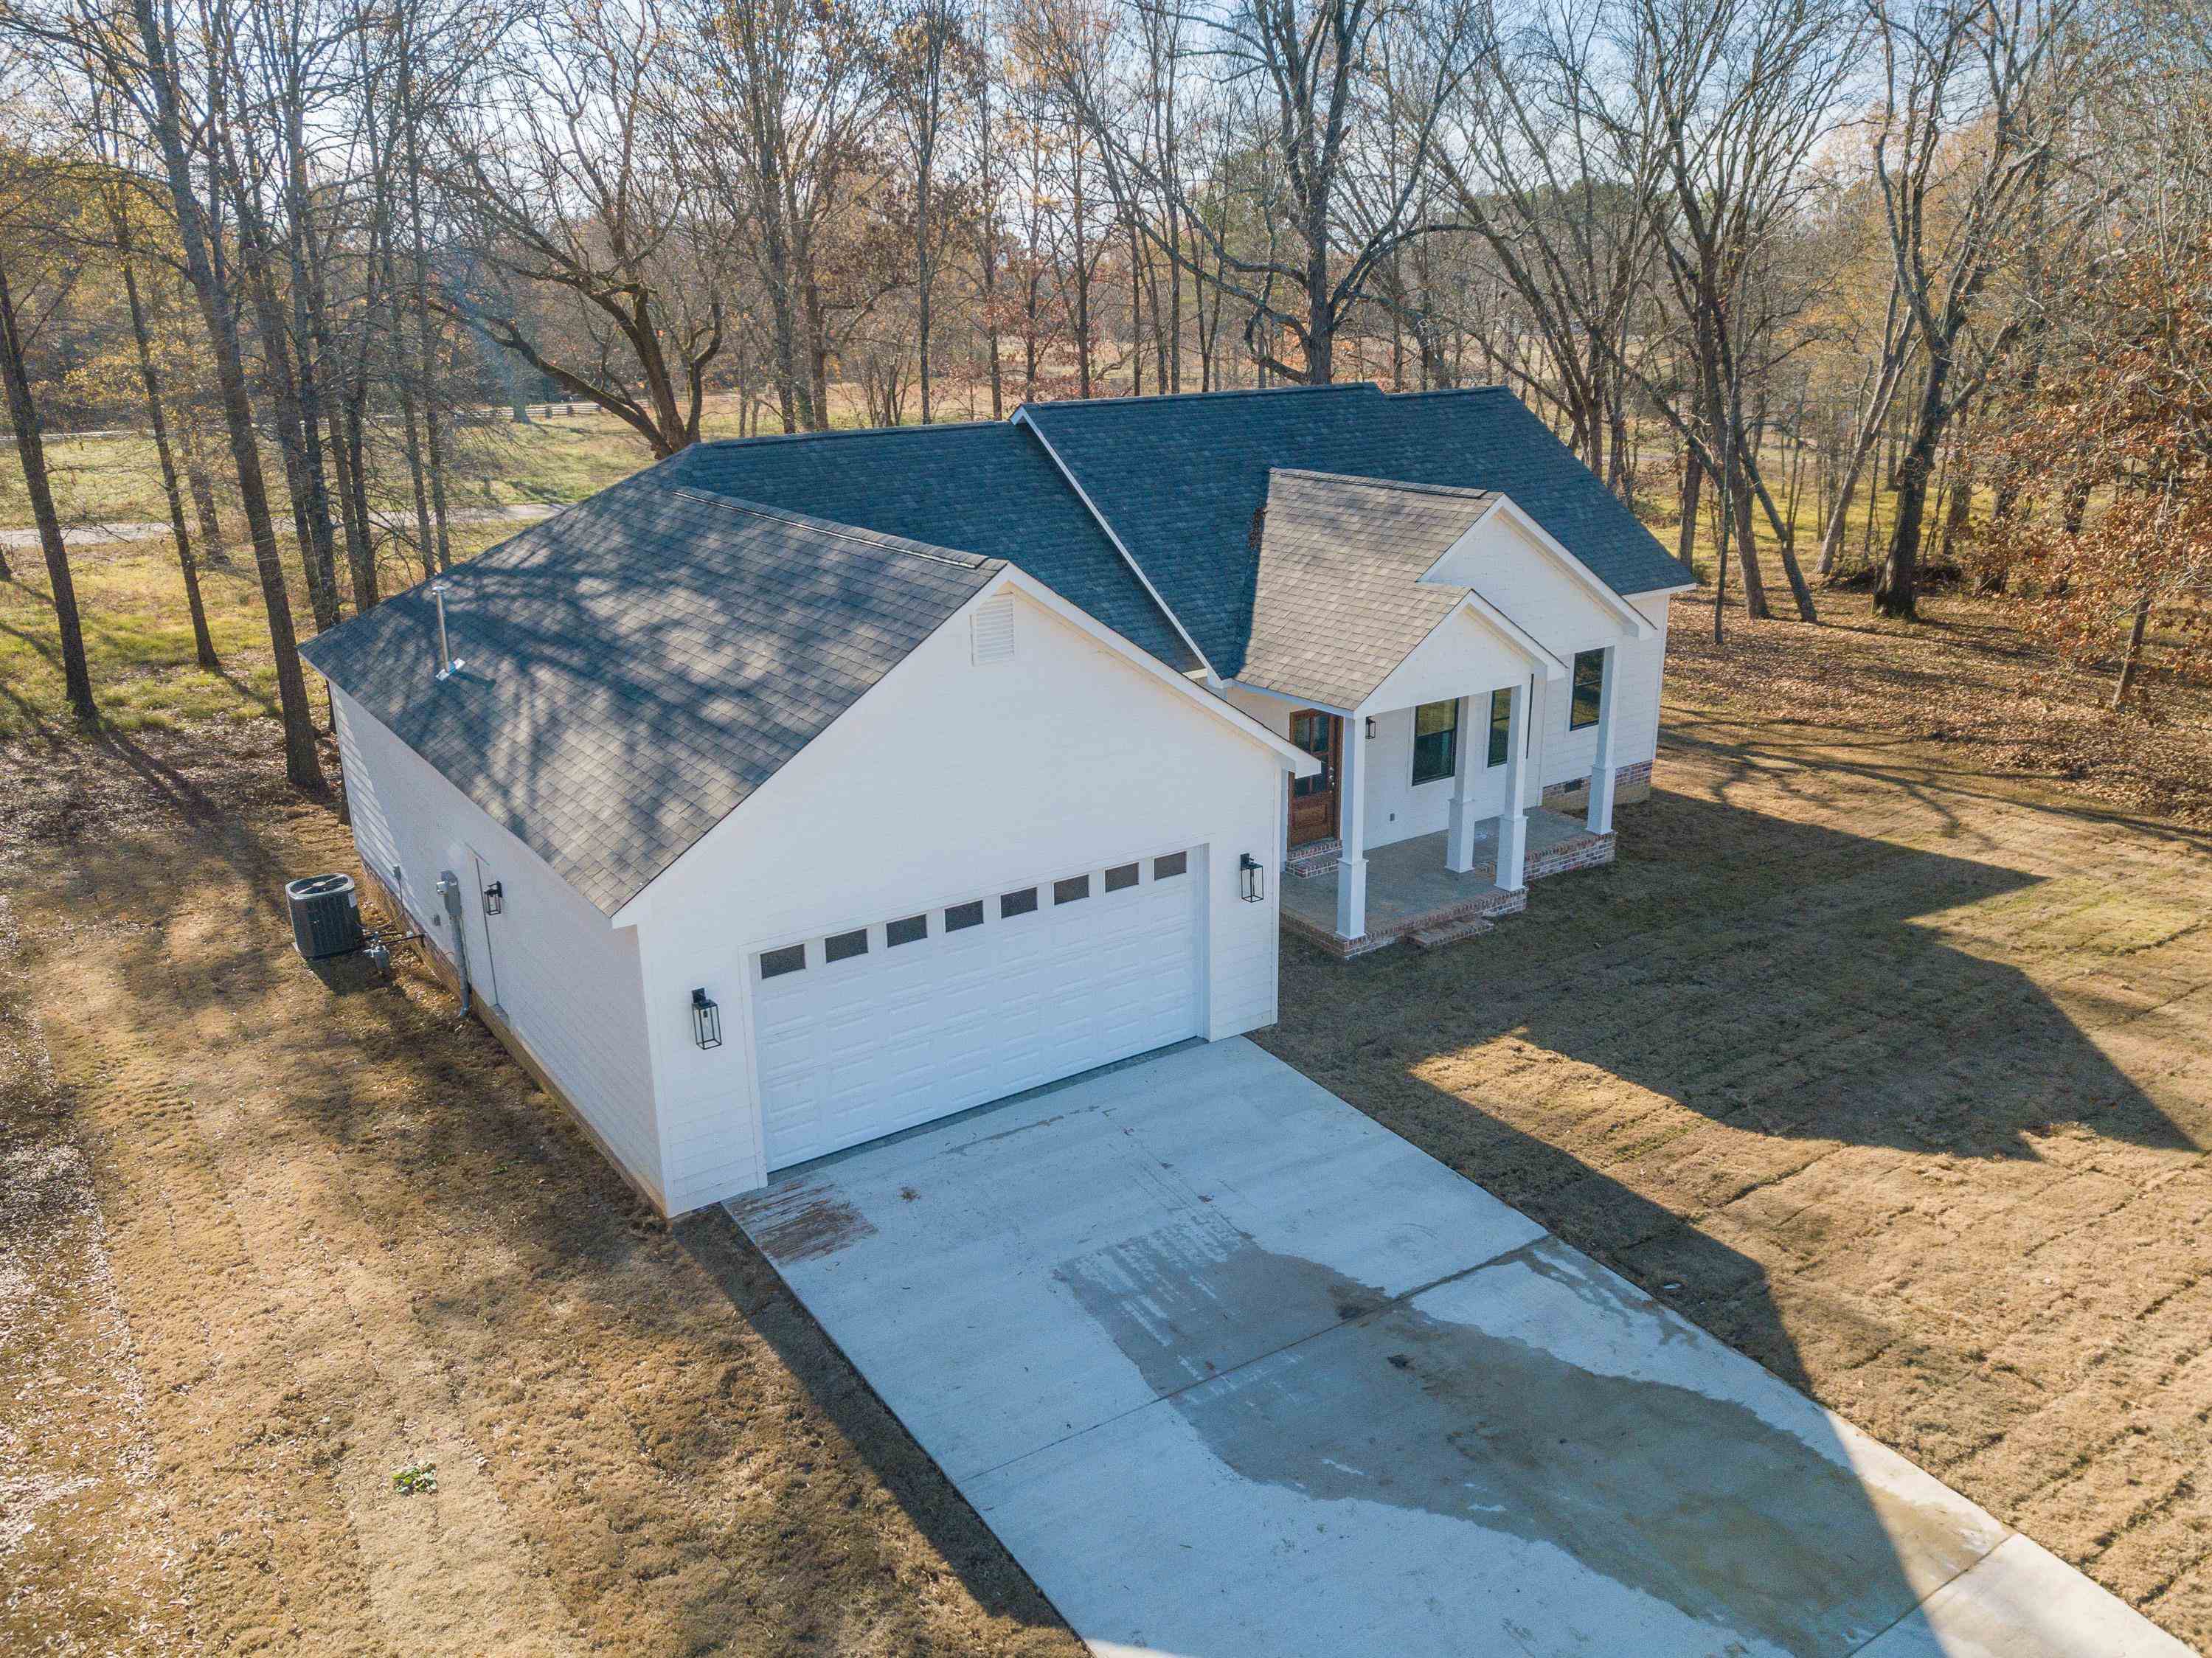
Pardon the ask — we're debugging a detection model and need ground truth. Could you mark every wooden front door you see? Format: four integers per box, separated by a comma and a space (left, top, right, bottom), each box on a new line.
1288, 710, 1341, 847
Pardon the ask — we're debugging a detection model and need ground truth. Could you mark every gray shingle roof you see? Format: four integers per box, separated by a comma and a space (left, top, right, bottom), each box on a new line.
1019, 384, 1694, 677
1239, 471, 1500, 711
301, 476, 1003, 915
661, 420, 1198, 672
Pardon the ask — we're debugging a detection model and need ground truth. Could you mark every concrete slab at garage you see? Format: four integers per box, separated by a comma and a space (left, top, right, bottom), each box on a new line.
730, 1039, 2190, 1658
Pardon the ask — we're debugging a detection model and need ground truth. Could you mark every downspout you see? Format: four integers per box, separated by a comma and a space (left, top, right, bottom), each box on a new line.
437, 870, 472, 1016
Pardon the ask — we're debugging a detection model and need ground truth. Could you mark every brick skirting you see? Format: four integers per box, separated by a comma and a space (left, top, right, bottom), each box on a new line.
1524, 829, 1618, 881
1542, 759, 1654, 814
1283, 881, 1530, 960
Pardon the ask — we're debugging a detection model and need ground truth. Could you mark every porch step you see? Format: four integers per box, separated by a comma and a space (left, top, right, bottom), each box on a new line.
1410, 915, 1497, 951
1286, 837, 1342, 878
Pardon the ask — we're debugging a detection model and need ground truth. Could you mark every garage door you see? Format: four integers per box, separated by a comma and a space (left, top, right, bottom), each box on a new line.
752, 848, 1204, 1170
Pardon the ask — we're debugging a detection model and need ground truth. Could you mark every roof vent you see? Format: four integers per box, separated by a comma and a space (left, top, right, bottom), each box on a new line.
429, 580, 465, 681
971, 595, 1015, 665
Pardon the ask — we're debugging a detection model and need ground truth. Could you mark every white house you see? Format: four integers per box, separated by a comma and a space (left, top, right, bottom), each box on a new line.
302, 383, 1693, 1213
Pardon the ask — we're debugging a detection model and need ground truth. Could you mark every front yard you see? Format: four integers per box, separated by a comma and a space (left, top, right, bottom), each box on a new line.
3, 597, 2209, 1653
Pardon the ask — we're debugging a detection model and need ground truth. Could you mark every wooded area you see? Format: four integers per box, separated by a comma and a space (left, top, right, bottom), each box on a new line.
0, 0, 2206, 789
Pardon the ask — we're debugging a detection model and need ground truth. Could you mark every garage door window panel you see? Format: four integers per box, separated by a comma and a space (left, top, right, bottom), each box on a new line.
825, 928, 870, 963
755, 850, 1204, 1170
1054, 875, 1091, 905
760, 943, 807, 979
887, 914, 928, 947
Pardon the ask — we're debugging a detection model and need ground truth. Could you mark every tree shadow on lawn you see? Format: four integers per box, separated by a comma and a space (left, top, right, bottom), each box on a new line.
21, 805, 1079, 1658
1276, 783, 2199, 1172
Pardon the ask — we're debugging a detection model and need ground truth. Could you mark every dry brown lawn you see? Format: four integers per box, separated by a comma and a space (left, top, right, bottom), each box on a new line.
4, 593, 2211, 1654
1264, 599, 2212, 1651
0, 730, 1082, 1658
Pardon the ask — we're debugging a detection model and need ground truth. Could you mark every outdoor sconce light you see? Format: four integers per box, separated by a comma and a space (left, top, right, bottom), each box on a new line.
1239, 853, 1266, 903
481, 881, 504, 915
691, 988, 724, 1050
1364, 715, 1377, 739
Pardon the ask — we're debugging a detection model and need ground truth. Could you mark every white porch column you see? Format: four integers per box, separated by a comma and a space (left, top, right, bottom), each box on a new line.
1335, 714, 1368, 939
1445, 694, 1480, 873
1496, 681, 1528, 891
1586, 644, 1620, 835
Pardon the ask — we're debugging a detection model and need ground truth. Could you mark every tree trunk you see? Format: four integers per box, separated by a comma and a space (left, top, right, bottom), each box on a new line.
1941, 451, 1973, 561
0, 250, 94, 724
187, 454, 226, 562
2112, 592, 2149, 709
116, 231, 219, 669
1875, 353, 1950, 620
130, 0, 322, 788
1677, 448, 1703, 571
2062, 474, 2090, 535
1072, 150, 1092, 398
237, 228, 341, 631
1728, 452, 1771, 619
327, 400, 378, 614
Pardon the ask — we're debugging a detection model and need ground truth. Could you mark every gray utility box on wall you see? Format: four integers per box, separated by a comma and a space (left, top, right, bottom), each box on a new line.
286, 873, 364, 960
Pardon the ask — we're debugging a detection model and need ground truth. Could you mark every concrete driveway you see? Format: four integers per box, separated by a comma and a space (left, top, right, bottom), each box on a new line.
729, 1038, 2188, 1658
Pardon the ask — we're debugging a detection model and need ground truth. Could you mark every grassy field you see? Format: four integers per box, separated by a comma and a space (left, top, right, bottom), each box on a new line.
3, 409, 681, 533
0, 386, 934, 535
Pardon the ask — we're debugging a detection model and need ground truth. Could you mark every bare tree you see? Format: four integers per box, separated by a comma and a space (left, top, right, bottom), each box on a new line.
446, 0, 724, 457
676, 0, 887, 431
1866, 0, 2104, 617
104, 0, 324, 783
1430, 0, 1665, 492
890, 0, 973, 422
0, 133, 94, 723
1039, 0, 1491, 384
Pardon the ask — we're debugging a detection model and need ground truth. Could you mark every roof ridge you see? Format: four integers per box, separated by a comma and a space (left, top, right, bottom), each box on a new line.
1271, 468, 1500, 504
663, 483, 998, 571
1384, 385, 1511, 400
1018, 383, 1384, 417
683, 417, 1010, 455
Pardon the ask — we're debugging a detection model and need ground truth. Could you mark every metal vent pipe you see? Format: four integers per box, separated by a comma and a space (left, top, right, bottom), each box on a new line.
429, 580, 465, 680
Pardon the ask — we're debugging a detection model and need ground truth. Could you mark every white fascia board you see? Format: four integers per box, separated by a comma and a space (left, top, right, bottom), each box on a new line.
1351, 592, 1565, 718
1227, 681, 1356, 718
1010, 406, 1222, 684
1427, 496, 1656, 640
1458, 589, 1572, 681
994, 568, 1318, 776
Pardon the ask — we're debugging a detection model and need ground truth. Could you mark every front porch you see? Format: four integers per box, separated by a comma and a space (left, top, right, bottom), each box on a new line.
1280, 806, 1614, 958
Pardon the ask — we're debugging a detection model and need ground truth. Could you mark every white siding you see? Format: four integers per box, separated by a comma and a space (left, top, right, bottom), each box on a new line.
1425, 512, 1627, 644
1533, 591, 1669, 799
331, 688, 664, 1206
628, 582, 1288, 1210
1226, 592, 1674, 856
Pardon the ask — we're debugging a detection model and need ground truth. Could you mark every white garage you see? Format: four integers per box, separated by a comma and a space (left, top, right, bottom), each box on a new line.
306, 470, 1307, 1216
752, 845, 1204, 1168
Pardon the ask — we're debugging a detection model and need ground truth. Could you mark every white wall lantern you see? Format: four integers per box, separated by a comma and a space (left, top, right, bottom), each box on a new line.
690, 988, 724, 1050
1239, 853, 1266, 903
